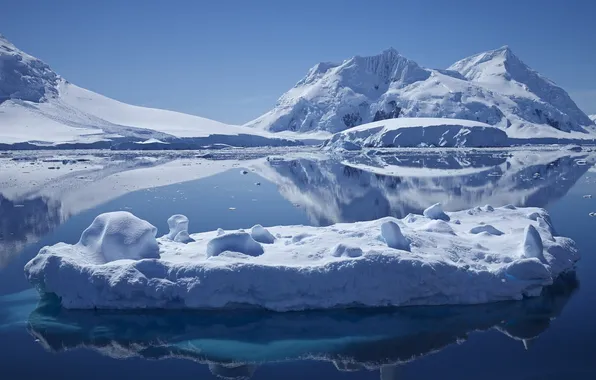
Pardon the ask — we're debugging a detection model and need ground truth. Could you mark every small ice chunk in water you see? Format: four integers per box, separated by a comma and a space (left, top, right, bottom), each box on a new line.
250, 224, 276, 244
520, 225, 544, 261
78, 212, 160, 262
206, 232, 264, 257
423, 203, 450, 221
381, 221, 410, 251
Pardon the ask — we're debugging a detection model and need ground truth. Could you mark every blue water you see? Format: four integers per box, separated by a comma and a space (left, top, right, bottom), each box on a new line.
1, 150, 595, 379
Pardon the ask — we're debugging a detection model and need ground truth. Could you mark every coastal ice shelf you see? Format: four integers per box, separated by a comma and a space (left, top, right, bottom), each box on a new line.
25, 205, 579, 311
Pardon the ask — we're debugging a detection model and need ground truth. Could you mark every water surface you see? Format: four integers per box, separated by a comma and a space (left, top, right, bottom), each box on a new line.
1, 149, 595, 379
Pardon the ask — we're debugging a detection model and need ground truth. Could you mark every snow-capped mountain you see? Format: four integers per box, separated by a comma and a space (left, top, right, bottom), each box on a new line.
590, 115, 596, 123
0, 35, 295, 148
245, 47, 594, 139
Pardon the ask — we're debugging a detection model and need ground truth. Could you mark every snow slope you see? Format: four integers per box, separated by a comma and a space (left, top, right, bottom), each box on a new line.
25, 205, 578, 311
325, 118, 509, 149
0, 35, 297, 147
245, 47, 594, 140
590, 115, 596, 123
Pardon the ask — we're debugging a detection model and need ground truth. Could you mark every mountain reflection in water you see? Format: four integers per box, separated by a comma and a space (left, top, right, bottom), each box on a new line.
256, 150, 594, 225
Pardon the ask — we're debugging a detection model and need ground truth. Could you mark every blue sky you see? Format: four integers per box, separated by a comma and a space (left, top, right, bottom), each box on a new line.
1, 0, 595, 124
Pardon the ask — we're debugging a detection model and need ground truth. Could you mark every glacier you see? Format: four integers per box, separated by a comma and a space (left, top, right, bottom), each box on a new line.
24, 205, 579, 311
245, 47, 595, 141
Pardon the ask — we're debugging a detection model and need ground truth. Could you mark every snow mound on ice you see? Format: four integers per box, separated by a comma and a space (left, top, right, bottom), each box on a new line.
330, 243, 363, 258
165, 214, 194, 243
324, 118, 509, 149
32, 211, 161, 267
470, 225, 504, 236
521, 225, 545, 261
423, 203, 450, 221
206, 231, 264, 257
380, 221, 410, 251
250, 225, 276, 244
24, 206, 579, 311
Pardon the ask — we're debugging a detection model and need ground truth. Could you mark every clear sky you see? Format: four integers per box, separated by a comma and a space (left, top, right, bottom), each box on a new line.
1, 0, 595, 124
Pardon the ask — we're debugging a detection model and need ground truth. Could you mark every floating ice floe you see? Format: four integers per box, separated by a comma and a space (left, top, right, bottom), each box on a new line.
24, 205, 579, 311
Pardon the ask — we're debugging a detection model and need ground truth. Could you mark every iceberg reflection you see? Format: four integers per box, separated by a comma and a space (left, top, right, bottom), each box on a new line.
27, 272, 578, 378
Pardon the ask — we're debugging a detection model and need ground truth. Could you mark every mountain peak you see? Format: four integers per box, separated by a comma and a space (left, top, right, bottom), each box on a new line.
448, 45, 520, 75
0, 33, 59, 103
495, 45, 512, 54
379, 47, 400, 57
447, 46, 593, 129
0, 34, 15, 49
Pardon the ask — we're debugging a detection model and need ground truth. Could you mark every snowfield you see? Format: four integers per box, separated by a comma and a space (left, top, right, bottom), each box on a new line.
245, 47, 595, 141
25, 204, 579, 311
324, 118, 509, 149
0, 35, 299, 148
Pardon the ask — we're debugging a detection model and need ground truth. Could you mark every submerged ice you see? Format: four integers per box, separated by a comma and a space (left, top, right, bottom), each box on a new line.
24, 205, 579, 311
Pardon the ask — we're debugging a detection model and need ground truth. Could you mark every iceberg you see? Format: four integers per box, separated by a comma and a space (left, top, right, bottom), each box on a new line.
24, 205, 579, 311
324, 118, 510, 150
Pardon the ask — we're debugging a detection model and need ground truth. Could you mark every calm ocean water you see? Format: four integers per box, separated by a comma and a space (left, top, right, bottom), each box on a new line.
1, 149, 595, 379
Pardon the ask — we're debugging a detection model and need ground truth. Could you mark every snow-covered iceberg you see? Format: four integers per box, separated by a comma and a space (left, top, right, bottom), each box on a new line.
324, 118, 509, 149
24, 204, 579, 311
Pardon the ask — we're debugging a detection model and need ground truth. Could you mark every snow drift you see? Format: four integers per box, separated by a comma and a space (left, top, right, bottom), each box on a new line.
324, 118, 509, 149
25, 205, 579, 311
